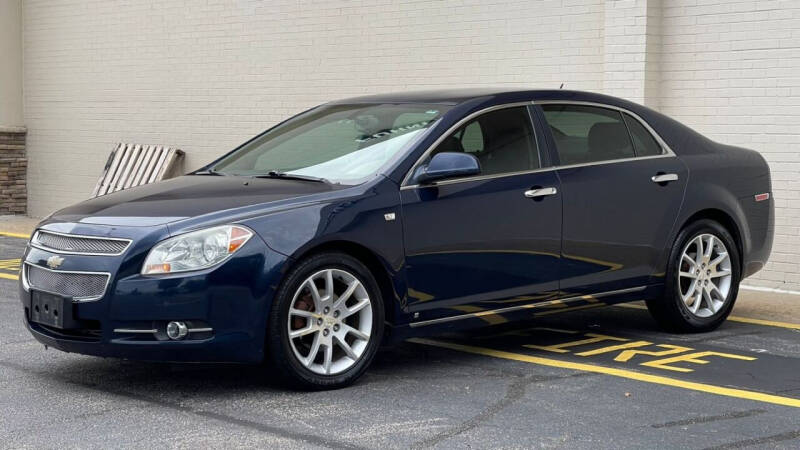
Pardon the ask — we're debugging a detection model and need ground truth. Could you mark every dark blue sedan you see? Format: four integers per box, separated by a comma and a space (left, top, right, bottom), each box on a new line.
20, 89, 773, 389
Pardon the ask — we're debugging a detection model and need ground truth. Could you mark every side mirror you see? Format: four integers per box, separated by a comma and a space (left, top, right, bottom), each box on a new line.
414, 152, 481, 185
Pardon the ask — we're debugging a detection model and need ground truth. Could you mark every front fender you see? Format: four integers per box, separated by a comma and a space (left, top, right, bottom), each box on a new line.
241, 178, 410, 327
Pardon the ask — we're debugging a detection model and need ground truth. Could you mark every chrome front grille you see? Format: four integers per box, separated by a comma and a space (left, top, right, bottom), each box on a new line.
32, 230, 131, 255
24, 264, 110, 301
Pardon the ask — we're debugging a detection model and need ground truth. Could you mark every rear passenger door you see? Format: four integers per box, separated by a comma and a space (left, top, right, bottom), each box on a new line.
537, 103, 688, 297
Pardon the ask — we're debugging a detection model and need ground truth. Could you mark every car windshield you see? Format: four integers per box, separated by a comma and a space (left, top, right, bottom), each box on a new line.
210, 103, 450, 184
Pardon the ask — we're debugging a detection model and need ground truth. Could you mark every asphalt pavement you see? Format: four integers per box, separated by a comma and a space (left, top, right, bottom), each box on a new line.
2, 233, 800, 449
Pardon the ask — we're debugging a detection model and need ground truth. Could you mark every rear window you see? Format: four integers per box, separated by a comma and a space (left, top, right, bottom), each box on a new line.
542, 104, 634, 166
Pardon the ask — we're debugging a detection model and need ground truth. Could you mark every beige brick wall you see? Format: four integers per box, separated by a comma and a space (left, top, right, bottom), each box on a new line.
601, 0, 662, 108
19, 0, 800, 290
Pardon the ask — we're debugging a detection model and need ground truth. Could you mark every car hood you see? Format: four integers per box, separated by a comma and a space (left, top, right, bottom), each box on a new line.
46, 175, 347, 227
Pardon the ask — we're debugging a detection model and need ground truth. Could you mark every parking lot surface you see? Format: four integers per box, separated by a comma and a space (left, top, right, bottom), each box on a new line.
2, 232, 800, 449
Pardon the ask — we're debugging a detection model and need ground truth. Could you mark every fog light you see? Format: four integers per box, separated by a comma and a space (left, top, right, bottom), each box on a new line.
166, 321, 188, 340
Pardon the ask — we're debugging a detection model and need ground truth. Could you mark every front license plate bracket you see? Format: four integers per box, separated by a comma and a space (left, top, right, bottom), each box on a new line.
30, 291, 78, 329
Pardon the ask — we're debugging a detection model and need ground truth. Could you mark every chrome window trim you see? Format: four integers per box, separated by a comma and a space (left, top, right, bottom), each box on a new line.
400, 101, 541, 188
402, 166, 558, 190
400, 99, 677, 190
31, 229, 132, 256
546, 152, 675, 171
23, 261, 111, 302
408, 286, 646, 328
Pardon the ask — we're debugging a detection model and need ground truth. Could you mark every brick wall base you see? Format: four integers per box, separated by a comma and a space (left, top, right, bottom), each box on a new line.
0, 127, 27, 215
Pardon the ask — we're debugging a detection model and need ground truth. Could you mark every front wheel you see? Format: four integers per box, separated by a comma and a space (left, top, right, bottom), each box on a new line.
646, 219, 741, 332
266, 252, 384, 390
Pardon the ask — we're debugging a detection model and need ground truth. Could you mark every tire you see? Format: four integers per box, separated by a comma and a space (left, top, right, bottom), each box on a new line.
646, 219, 741, 332
266, 252, 385, 390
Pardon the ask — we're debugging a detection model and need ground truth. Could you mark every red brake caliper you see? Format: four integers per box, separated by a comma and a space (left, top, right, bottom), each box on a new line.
292, 294, 313, 330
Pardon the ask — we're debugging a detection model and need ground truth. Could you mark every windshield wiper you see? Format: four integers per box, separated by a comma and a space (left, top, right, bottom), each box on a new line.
252, 170, 331, 184
193, 168, 227, 176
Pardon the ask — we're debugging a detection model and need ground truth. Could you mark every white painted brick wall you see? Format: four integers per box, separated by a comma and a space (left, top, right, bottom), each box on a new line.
658, 0, 800, 290
601, 0, 661, 108
21, 0, 605, 216
19, 0, 800, 290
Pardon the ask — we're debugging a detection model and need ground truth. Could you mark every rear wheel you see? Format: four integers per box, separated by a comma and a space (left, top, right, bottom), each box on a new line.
267, 252, 384, 390
646, 219, 741, 332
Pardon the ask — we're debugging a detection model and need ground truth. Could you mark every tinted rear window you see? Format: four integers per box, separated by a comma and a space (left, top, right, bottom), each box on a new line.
542, 104, 635, 165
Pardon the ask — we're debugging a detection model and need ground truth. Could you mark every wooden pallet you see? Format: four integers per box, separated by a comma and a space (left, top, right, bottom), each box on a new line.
91, 143, 185, 198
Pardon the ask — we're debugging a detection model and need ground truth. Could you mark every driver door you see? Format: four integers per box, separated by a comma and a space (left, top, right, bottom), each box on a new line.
400, 105, 562, 324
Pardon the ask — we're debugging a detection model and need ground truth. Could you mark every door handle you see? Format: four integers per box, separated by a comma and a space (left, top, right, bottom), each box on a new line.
524, 187, 558, 198
651, 173, 678, 183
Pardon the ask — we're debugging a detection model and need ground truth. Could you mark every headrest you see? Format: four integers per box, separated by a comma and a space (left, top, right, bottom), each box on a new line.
588, 122, 631, 155
437, 135, 465, 154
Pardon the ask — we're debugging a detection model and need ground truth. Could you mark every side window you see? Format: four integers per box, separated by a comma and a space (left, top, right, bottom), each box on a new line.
542, 104, 634, 166
623, 113, 663, 157
430, 106, 539, 176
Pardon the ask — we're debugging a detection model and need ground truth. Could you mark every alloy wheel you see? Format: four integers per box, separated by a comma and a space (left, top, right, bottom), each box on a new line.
677, 233, 733, 318
287, 268, 373, 375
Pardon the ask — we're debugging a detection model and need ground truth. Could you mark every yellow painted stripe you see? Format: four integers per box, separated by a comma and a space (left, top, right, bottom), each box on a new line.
616, 303, 800, 331
724, 316, 800, 330
411, 338, 800, 409
0, 273, 19, 281
0, 231, 30, 239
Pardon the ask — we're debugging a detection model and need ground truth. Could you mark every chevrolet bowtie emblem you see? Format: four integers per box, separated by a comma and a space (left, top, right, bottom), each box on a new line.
46, 255, 64, 269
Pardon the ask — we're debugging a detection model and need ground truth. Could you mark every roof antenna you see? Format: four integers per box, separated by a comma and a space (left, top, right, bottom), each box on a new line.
559, 83, 564, 89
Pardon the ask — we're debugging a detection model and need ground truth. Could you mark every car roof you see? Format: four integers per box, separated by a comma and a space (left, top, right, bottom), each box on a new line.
328, 88, 525, 105
327, 88, 636, 108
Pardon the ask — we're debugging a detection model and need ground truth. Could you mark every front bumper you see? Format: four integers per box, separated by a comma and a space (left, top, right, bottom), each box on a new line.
20, 223, 287, 363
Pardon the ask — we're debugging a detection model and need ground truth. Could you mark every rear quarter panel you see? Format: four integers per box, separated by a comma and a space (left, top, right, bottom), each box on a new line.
608, 100, 774, 280
674, 143, 773, 279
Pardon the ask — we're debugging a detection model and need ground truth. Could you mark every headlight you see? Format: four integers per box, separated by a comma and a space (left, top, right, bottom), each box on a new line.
141, 225, 253, 275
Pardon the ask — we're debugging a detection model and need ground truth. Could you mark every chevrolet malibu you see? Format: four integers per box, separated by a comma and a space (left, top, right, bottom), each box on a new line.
20, 89, 773, 389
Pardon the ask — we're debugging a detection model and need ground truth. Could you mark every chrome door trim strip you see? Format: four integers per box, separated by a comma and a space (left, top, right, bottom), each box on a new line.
408, 286, 647, 328
400, 99, 678, 190
22, 261, 111, 302
31, 229, 133, 256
